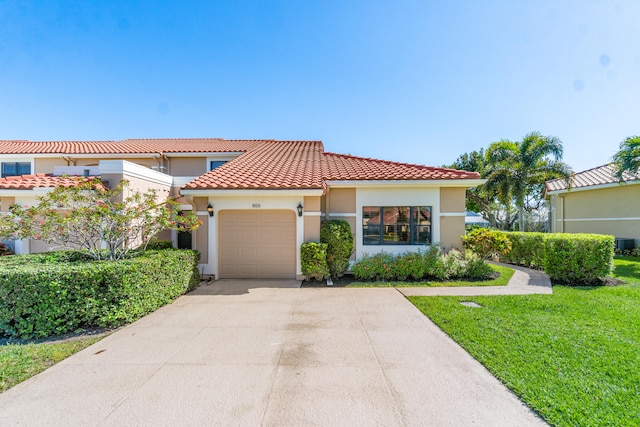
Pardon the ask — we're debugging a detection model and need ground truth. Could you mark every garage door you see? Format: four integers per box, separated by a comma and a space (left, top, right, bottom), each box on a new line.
218, 210, 296, 279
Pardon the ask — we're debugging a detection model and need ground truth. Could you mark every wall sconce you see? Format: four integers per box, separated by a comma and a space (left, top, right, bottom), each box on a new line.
207, 203, 214, 217
297, 202, 303, 217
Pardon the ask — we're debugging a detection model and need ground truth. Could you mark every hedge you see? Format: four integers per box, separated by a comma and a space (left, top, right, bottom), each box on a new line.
0, 249, 200, 339
543, 234, 614, 284
300, 242, 330, 281
500, 232, 546, 269
471, 231, 614, 284
320, 220, 354, 278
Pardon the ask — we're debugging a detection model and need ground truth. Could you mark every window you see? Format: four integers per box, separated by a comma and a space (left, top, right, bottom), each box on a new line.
363, 206, 431, 245
210, 161, 227, 170
1, 162, 31, 178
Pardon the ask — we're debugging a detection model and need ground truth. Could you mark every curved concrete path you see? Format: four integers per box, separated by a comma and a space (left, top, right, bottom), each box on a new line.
399, 263, 553, 297
0, 278, 547, 426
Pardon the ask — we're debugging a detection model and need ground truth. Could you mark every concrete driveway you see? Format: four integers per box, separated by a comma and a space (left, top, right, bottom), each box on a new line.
0, 280, 546, 426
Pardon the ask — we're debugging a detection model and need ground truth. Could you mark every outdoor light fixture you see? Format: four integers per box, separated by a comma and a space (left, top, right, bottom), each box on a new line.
297, 202, 303, 217
207, 203, 214, 217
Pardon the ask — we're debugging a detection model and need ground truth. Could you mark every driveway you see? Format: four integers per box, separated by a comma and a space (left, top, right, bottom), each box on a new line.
0, 280, 546, 426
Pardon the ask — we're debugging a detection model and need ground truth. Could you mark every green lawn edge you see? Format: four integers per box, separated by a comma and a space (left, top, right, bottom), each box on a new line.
408, 257, 640, 426
346, 263, 514, 287
0, 337, 102, 393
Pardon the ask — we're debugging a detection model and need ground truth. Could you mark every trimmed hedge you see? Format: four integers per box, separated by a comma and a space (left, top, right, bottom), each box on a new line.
500, 232, 546, 269
320, 220, 354, 278
301, 242, 330, 281
0, 249, 200, 339
543, 234, 614, 283
476, 231, 614, 284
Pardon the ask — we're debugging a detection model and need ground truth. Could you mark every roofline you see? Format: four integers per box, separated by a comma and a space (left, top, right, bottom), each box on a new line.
180, 189, 324, 197
326, 179, 486, 188
164, 152, 245, 158
546, 179, 640, 196
0, 188, 54, 196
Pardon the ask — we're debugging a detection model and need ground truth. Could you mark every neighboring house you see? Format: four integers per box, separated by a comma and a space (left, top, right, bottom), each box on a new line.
465, 211, 490, 228
0, 139, 483, 279
545, 163, 640, 249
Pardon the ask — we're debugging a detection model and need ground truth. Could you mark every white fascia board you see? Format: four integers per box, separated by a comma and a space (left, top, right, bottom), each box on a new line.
99, 160, 173, 186
26, 153, 158, 159
326, 179, 486, 188
547, 179, 640, 196
0, 188, 53, 196
165, 152, 245, 158
181, 188, 324, 197
172, 176, 199, 187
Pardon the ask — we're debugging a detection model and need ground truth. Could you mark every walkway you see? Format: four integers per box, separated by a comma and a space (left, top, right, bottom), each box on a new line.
399, 262, 553, 297
0, 279, 547, 426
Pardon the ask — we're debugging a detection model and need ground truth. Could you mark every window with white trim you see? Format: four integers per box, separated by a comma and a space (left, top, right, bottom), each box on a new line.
362, 206, 432, 245
1, 162, 31, 178
210, 161, 227, 170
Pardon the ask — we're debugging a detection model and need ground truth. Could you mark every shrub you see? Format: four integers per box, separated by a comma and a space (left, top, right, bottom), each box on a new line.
145, 239, 174, 250
543, 234, 614, 284
300, 242, 330, 281
501, 232, 545, 268
320, 220, 354, 278
463, 252, 495, 279
352, 252, 395, 281
0, 249, 200, 339
462, 228, 512, 259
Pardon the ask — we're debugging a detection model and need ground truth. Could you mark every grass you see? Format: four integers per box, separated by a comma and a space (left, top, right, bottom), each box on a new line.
408, 256, 640, 427
0, 337, 101, 393
346, 263, 514, 287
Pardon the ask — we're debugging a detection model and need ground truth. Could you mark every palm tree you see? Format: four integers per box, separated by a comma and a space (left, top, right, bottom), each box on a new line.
485, 131, 572, 231
612, 136, 640, 180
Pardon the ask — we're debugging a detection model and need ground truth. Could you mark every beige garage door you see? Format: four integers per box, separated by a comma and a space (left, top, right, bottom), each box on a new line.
219, 210, 296, 279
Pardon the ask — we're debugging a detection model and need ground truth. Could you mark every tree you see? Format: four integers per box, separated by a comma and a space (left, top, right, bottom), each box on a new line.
612, 135, 640, 180
447, 149, 504, 229
485, 132, 571, 231
2, 178, 200, 260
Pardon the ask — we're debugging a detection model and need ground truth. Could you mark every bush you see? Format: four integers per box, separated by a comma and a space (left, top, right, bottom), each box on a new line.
300, 242, 330, 281
0, 249, 200, 339
145, 239, 174, 250
352, 247, 493, 282
543, 234, 614, 284
462, 228, 512, 259
501, 232, 545, 268
320, 220, 354, 278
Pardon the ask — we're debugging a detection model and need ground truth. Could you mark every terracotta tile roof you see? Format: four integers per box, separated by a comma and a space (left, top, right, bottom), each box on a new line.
0, 174, 97, 190
0, 138, 267, 155
545, 163, 640, 192
183, 142, 481, 190
0, 138, 481, 191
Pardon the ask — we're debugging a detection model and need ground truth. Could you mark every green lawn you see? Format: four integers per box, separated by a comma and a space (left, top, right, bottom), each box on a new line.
346, 263, 514, 287
408, 256, 640, 427
0, 337, 101, 393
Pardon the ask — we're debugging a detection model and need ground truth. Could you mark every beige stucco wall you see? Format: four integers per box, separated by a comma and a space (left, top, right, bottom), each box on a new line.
439, 216, 465, 250
0, 196, 15, 212
552, 184, 640, 244
440, 187, 466, 212
34, 158, 63, 174
169, 157, 207, 177
304, 216, 321, 242
327, 188, 356, 213
194, 197, 209, 211
304, 196, 321, 212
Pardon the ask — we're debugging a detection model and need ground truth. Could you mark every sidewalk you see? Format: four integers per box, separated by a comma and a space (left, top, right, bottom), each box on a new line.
399, 263, 553, 297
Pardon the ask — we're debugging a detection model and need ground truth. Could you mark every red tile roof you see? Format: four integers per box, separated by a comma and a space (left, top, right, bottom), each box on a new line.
0, 138, 481, 191
545, 163, 640, 192
0, 174, 98, 190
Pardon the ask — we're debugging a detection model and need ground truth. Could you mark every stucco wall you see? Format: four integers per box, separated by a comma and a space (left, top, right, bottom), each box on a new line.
439, 216, 465, 250
195, 215, 209, 261
327, 188, 356, 213
35, 157, 158, 174
0, 196, 15, 212
170, 157, 207, 177
303, 196, 322, 242
440, 187, 466, 213
551, 184, 640, 245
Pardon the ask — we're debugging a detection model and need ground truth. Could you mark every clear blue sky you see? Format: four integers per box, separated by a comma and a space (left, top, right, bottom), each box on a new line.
1, 0, 638, 172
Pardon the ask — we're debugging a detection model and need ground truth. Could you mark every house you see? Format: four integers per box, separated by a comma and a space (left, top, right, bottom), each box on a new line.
0, 139, 483, 279
545, 163, 640, 249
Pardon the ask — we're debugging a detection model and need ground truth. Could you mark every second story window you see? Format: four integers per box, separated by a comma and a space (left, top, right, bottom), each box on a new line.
1, 162, 31, 178
210, 161, 227, 171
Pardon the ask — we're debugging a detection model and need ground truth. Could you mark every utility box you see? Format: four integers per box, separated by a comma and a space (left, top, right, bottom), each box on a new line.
615, 238, 635, 252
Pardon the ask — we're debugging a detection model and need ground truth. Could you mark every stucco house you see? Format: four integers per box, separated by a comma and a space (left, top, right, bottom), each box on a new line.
545, 163, 640, 249
0, 139, 483, 279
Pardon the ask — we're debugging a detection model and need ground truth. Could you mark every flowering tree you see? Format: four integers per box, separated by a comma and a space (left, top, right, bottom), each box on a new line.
2, 178, 200, 260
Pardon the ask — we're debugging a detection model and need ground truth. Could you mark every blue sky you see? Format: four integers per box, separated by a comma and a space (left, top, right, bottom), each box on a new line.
1, 0, 638, 172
